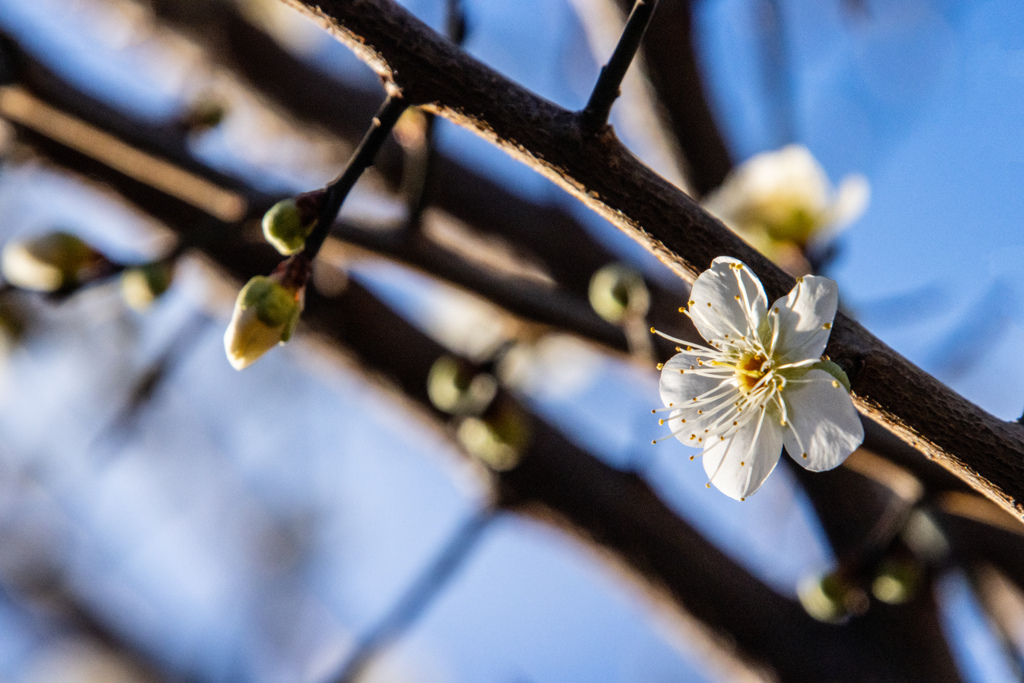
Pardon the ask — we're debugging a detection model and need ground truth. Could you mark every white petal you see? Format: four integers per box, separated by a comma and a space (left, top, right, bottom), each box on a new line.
827, 174, 870, 230
659, 354, 740, 442
771, 275, 838, 363
782, 369, 864, 472
689, 257, 767, 344
702, 409, 784, 500
742, 145, 829, 208
659, 353, 722, 407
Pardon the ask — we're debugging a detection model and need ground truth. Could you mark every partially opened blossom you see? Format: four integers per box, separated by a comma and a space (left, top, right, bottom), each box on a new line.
703, 145, 869, 268
224, 272, 303, 370
656, 257, 863, 500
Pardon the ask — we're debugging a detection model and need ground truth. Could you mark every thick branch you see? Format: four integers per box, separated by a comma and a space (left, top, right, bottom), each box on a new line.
278, 0, 1024, 521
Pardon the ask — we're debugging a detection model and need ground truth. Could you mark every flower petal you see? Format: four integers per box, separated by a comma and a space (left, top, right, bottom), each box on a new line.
659, 353, 722, 406
782, 369, 864, 472
826, 174, 870, 231
688, 257, 767, 344
771, 275, 838, 363
702, 408, 784, 500
659, 353, 739, 442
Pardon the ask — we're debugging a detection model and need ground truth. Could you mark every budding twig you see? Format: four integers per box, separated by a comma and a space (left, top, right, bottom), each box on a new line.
579, 0, 660, 133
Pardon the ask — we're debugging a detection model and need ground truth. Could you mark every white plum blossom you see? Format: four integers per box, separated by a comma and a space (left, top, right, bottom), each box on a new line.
655, 257, 863, 500
703, 145, 869, 263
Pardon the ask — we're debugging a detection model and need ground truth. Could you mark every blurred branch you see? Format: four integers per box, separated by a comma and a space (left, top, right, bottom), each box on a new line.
90, 314, 213, 456
277, 0, 1024, 524
0, 557, 179, 681
327, 508, 496, 683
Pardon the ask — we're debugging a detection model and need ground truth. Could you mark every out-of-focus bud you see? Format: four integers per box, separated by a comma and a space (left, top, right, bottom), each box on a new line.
262, 191, 324, 256
224, 272, 304, 370
1, 232, 101, 292
588, 263, 650, 324
180, 96, 227, 133
1, 232, 109, 292
427, 355, 498, 416
703, 145, 869, 270
456, 401, 531, 472
871, 558, 921, 605
120, 261, 174, 311
798, 572, 869, 624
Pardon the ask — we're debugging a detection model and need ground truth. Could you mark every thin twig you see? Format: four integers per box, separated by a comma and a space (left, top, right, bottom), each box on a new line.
306, 95, 410, 259
579, 0, 660, 132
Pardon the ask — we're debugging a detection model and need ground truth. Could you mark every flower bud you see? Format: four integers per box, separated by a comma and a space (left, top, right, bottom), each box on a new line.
588, 263, 649, 324
262, 192, 323, 255
702, 145, 869, 264
871, 558, 921, 605
120, 262, 173, 311
798, 572, 868, 624
1, 232, 104, 292
455, 401, 531, 472
427, 355, 498, 416
223, 274, 303, 370
181, 97, 227, 132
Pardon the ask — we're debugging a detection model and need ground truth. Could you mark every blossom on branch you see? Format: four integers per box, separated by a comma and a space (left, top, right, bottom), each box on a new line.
703, 145, 868, 272
655, 257, 863, 500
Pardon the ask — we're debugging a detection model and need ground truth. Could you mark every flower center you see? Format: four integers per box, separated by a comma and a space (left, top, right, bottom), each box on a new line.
734, 352, 769, 392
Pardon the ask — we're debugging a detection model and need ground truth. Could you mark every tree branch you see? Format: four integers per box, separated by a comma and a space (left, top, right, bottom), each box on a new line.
277, 0, 1024, 522
579, 0, 659, 132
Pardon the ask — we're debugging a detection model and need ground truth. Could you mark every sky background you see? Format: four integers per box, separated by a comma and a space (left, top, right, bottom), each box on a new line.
0, 0, 1019, 681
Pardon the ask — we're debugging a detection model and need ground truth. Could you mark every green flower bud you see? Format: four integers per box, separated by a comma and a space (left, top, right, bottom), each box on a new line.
120, 262, 173, 311
427, 355, 498, 416
588, 263, 650, 324
262, 198, 317, 255
871, 559, 921, 605
182, 97, 227, 132
1, 232, 103, 292
455, 402, 531, 472
798, 572, 868, 624
223, 274, 303, 370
